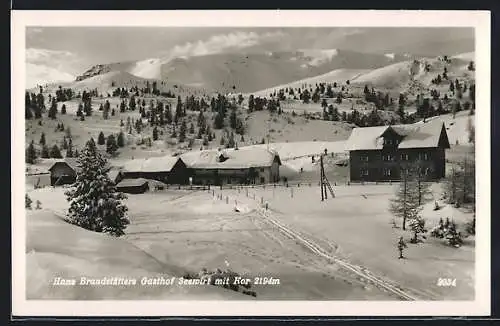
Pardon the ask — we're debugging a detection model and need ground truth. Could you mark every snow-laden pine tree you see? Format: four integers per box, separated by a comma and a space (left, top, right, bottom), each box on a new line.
408, 215, 426, 243
389, 168, 421, 230
65, 139, 129, 236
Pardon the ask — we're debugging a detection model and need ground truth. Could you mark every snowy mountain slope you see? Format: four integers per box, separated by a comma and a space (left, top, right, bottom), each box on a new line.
71, 49, 412, 94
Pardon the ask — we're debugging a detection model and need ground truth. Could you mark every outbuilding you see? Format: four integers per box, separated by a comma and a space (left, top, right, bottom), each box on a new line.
48, 158, 80, 186
115, 178, 150, 194
121, 156, 190, 184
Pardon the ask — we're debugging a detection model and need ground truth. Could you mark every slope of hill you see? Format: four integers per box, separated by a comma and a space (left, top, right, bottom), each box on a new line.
71, 49, 413, 94
29, 70, 212, 99
26, 208, 244, 300
251, 68, 370, 97
349, 54, 475, 94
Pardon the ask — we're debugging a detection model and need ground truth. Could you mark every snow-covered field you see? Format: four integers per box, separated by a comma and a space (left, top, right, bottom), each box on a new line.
26, 179, 474, 300
216, 184, 475, 300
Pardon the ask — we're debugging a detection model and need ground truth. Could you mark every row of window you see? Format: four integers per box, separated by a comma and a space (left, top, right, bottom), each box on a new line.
359, 153, 429, 162
384, 139, 399, 146
360, 168, 432, 177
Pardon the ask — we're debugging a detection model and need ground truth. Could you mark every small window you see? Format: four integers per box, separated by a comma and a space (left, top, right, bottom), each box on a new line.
360, 168, 369, 176
360, 155, 369, 162
424, 153, 429, 160
400, 154, 409, 161
385, 139, 392, 145
260, 177, 265, 183
383, 168, 392, 176
260, 168, 265, 172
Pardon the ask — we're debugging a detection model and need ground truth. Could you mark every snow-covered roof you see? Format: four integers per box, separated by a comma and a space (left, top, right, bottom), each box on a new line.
345, 120, 448, 151
48, 158, 81, 173
107, 169, 122, 182
116, 178, 149, 187
181, 147, 281, 170
121, 156, 181, 173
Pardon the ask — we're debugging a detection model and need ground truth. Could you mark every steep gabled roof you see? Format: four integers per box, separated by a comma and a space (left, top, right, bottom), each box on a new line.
48, 158, 81, 173
345, 120, 448, 151
181, 147, 282, 170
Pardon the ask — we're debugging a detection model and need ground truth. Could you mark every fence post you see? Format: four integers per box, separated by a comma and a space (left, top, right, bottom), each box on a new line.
226, 196, 229, 204
291, 188, 293, 198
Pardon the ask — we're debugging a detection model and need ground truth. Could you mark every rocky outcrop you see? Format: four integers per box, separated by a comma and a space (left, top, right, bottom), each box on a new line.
75, 64, 112, 81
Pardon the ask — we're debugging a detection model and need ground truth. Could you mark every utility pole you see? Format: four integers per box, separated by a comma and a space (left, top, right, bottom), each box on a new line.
320, 154, 335, 201
320, 155, 325, 201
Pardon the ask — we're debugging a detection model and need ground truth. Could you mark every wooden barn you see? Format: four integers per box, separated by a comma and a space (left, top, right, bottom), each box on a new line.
120, 156, 189, 184
48, 158, 80, 186
48, 159, 125, 186
345, 121, 450, 182
115, 178, 150, 194
181, 147, 282, 186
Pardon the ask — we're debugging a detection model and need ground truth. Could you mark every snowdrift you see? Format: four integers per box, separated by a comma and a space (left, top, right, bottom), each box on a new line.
26, 210, 245, 299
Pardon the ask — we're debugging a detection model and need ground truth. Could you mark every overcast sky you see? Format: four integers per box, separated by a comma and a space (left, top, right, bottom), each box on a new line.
26, 27, 474, 75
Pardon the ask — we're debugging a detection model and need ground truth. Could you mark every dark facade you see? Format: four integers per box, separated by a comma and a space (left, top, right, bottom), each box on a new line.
349, 124, 449, 182
121, 158, 190, 185
190, 156, 281, 186
48, 162, 77, 186
116, 180, 150, 194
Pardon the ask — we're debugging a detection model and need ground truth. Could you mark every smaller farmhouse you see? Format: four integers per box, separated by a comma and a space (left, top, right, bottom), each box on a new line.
116, 178, 149, 194
120, 156, 189, 184
345, 121, 450, 182
181, 147, 282, 186
48, 158, 80, 186
48, 159, 125, 186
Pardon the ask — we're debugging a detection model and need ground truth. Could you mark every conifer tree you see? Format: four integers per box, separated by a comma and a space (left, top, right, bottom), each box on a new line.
179, 120, 187, 142
106, 134, 118, 155
65, 139, 129, 236
25, 92, 33, 119
152, 126, 159, 141
39, 132, 46, 146
408, 216, 426, 243
41, 144, 50, 158
214, 112, 225, 129
98, 132, 106, 145
48, 99, 58, 119
77, 103, 83, 117
389, 168, 421, 230
117, 131, 125, 147
50, 144, 63, 158
66, 138, 74, 157
25, 141, 37, 164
